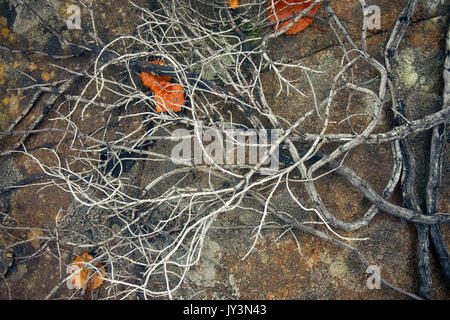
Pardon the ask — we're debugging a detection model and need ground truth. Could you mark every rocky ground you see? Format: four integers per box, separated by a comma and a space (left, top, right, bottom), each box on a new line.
0, 0, 449, 299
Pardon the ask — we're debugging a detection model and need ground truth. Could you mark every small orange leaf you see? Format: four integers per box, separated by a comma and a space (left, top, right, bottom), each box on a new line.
140, 61, 172, 91
153, 83, 184, 113
70, 253, 105, 291
267, 0, 321, 35
140, 61, 184, 113
227, 0, 239, 8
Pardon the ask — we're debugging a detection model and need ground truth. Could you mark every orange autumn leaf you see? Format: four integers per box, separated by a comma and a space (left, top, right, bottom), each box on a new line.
140, 60, 172, 91
153, 83, 184, 113
70, 253, 105, 291
140, 61, 184, 113
227, 0, 239, 8
267, 0, 321, 35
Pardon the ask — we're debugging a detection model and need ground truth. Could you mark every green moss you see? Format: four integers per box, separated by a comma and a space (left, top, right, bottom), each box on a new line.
395, 48, 419, 89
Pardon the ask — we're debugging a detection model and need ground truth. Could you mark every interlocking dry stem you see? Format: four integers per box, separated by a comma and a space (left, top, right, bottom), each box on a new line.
0, 0, 449, 299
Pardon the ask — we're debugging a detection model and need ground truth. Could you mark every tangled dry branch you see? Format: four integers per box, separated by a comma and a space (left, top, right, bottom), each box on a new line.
0, 0, 448, 299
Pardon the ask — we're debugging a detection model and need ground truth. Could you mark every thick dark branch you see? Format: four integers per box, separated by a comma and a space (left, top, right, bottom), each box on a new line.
396, 101, 432, 299
427, 125, 450, 282
297, 106, 450, 143
425, 26, 450, 283
384, 0, 419, 72
328, 158, 450, 226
